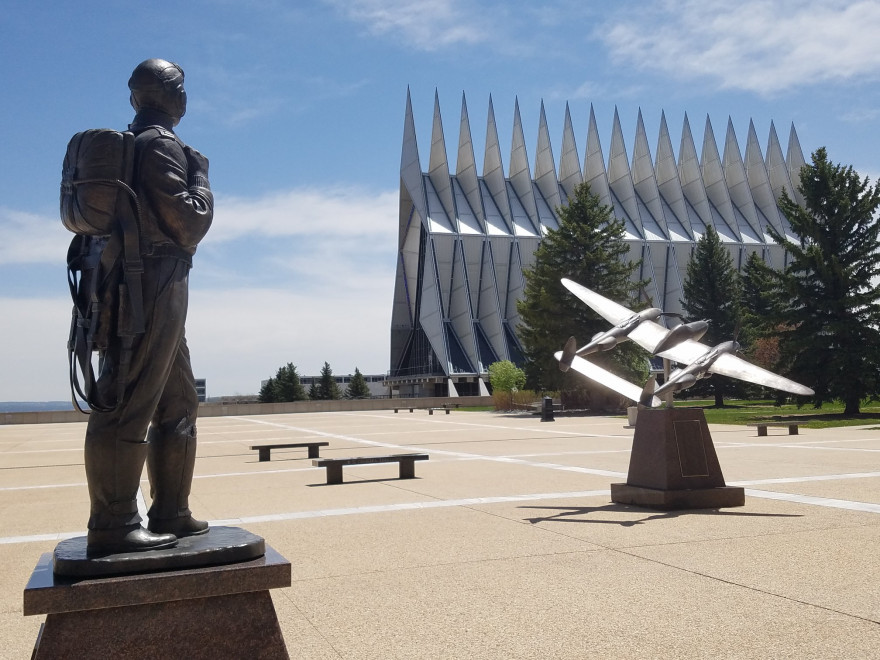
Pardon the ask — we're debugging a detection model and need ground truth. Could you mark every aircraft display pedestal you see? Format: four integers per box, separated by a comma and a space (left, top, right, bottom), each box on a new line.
611, 407, 744, 510
23, 543, 291, 659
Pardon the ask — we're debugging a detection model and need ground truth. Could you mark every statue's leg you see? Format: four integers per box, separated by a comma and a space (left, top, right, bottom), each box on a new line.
84, 416, 177, 553
82, 257, 187, 554
147, 335, 208, 537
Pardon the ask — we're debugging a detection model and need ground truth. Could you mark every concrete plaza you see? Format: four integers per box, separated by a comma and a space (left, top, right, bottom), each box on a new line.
2, 409, 879, 658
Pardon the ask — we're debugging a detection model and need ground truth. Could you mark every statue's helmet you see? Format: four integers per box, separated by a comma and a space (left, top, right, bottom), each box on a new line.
128, 58, 186, 123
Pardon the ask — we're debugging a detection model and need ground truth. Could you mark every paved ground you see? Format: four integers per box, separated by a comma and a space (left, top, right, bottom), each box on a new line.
2, 409, 879, 658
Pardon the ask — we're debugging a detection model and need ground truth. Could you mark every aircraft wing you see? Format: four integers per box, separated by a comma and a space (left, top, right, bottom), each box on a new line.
556, 351, 661, 407
561, 278, 704, 357
561, 278, 635, 325
709, 353, 815, 396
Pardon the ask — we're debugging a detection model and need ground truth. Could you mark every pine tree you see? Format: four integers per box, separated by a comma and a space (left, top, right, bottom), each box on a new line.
680, 225, 743, 406
768, 147, 880, 414
345, 367, 372, 399
517, 181, 648, 391
315, 362, 342, 400
258, 377, 277, 403
274, 363, 308, 402
308, 382, 319, 400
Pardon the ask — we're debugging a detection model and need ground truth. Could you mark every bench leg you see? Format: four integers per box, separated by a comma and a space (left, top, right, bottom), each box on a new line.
258, 448, 271, 462
325, 463, 344, 485
394, 409, 398, 413
757, 425, 768, 437
399, 458, 416, 479
445, 408, 450, 414
788, 425, 798, 435
429, 409, 434, 415
307, 445, 321, 458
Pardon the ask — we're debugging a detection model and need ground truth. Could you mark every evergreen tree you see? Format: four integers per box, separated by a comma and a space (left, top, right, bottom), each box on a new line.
680, 225, 743, 406
768, 147, 880, 414
258, 377, 278, 403
517, 181, 648, 391
308, 382, 319, 400
274, 363, 308, 402
345, 367, 372, 399
740, 251, 781, 340
315, 361, 342, 400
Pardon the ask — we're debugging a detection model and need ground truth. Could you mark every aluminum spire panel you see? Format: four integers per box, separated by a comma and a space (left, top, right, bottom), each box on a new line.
534, 101, 562, 217
787, 124, 808, 208
482, 96, 513, 232
766, 122, 797, 208
722, 118, 763, 241
428, 90, 456, 231
418, 239, 450, 373
400, 89, 427, 226
558, 103, 583, 199
744, 120, 786, 238
508, 99, 540, 235
700, 116, 742, 242
631, 109, 670, 240
655, 111, 694, 240
454, 93, 486, 234
448, 239, 478, 372
608, 108, 650, 239
678, 113, 712, 238
584, 105, 613, 209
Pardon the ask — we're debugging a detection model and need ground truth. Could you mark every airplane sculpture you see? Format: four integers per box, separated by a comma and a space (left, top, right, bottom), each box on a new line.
555, 278, 814, 406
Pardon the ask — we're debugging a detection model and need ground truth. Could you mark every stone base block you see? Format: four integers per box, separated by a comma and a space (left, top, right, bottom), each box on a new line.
611, 482, 745, 510
24, 542, 291, 659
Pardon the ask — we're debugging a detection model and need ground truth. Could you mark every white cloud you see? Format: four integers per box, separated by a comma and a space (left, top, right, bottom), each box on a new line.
0, 208, 71, 265
600, 0, 880, 95
186, 285, 391, 397
207, 186, 398, 243
324, 0, 494, 50
0, 185, 399, 400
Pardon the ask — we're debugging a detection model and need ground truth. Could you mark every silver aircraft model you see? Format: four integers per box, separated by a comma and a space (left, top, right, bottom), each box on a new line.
558, 279, 815, 405
559, 278, 708, 369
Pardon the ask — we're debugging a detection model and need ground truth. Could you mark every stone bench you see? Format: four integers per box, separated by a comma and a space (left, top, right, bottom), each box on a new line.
427, 407, 451, 415
393, 407, 415, 413
250, 441, 329, 462
747, 422, 804, 436
312, 453, 429, 484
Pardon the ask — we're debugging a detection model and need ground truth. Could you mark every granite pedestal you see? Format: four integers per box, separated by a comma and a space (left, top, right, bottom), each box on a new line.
611, 406, 745, 510
24, 531, 292, 659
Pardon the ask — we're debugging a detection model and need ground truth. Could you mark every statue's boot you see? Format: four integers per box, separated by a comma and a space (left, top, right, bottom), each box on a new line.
146, 424, 209, 537
85, 438, 177, 554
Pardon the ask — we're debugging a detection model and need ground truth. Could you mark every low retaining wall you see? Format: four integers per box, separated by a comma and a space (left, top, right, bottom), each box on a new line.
0, 396, 494, 426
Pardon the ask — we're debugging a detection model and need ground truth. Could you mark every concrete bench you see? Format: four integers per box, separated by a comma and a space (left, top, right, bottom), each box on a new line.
312, 453, 429, 484
250, 442, 329, 462
427, 407, 451, 415
393, 408, 415, 413
747, 422, 804, 436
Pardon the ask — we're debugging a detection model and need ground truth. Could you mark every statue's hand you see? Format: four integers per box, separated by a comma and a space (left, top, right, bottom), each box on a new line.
184, 146, 210, 179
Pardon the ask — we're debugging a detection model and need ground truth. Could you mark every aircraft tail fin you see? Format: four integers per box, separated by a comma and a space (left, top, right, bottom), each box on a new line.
639, 375, 657, 407
559, 336, 577, 372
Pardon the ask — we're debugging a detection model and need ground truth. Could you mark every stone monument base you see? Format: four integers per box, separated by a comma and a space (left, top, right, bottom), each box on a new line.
611, 406, 744, 510
611, 483, 745, 510
24, 537, 291, 659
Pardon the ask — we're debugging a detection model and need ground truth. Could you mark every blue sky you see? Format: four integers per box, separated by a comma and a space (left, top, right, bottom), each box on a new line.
2, 0, 880, 401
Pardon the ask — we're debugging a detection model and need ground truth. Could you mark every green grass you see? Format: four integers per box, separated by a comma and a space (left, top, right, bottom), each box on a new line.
673, 399, 880, 429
